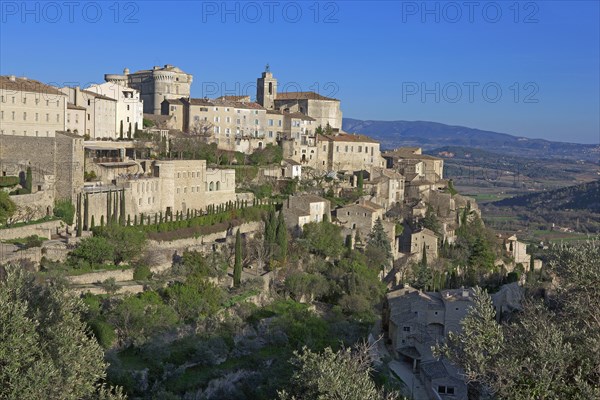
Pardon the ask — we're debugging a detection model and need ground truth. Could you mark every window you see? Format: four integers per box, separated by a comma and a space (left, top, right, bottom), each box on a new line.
88, 99, 91, 106
403, 326, 410, 332
226, 116, 231, 123
255, 119, 259, 125
438, 386, 455, 395
46, 113, 49, 122
358, 146, 362, 152
35, 113, 38, 121
23, 96, 27, 104
268, 119, 273, 126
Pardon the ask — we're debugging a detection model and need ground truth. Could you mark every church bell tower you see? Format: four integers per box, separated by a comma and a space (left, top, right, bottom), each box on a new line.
257, 64, 277, 109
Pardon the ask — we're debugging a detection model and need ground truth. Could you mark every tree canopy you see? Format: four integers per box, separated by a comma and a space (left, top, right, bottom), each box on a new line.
0, 267, 126, 400
436, 241, 600, 399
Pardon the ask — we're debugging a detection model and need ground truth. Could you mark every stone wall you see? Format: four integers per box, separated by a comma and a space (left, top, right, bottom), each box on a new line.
0, 220, 63, 240
8, 190, 54, 223
0, 132, 84, 202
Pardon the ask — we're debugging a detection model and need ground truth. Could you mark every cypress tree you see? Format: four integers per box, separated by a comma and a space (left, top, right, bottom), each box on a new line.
422, 245, 428, 267
113, 193, 118, 223
140, 213, 144, 226
357, 170, 364, 193
233, 229, 242, 287
119, 190, 126, 225
134, 214, 138, 226
265, 208, 277, 245
127, 122, 132, 139
275, 210, 288, 263
100, 215, 104, 227
106, 191, 111, 222
90, 215, 95, 230
155, 214, 158, 225
127, 214, 131, 226
76, 193, 82, 237
83, 194, 89, 230
25, 166, 33, 193
119, 120, 124, 139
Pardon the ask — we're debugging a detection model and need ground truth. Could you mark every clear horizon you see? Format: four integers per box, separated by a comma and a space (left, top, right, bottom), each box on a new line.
1, 1, 598, 144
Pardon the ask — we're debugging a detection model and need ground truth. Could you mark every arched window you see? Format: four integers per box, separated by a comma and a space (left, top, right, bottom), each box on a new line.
216, 181, 220, 191
209, 182, 214, 191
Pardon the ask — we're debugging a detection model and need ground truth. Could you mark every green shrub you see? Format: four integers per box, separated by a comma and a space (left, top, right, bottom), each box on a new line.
133, 265, 152, 281
88, 318, 116, 348
54, 199, 75, 224
23, 235, 44, 249
0, 176, 19, 187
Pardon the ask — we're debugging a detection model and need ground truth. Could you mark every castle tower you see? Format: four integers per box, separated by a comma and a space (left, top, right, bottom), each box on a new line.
257, 64, 277, 109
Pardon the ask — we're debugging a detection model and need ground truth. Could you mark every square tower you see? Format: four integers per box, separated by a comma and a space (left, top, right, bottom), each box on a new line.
257, 66, 277, 110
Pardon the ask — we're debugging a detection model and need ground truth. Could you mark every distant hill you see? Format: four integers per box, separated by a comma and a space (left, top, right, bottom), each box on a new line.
493, 180, 600, 213
342, 118, 599, 161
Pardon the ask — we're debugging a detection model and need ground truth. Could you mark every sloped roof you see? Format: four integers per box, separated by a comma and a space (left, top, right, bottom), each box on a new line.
67, 103, 86, 110
318, 132, 379, 144
276, 91, 339, 101
81, 89, 117, 101
1, 75, 65, 96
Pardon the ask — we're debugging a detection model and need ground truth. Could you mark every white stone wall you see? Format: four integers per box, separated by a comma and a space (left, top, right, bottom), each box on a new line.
0, 86, 66, 137
87, 82, 144, 137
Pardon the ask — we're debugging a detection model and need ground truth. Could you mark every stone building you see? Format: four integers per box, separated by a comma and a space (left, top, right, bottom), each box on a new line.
399, 226, 439, 263
66, 103, 86, 135
335, 198, 398, 257
382, 286, 472, 400
318, 131, 386, 173
256, 68, 343, 129
0, 131, 84, 202
161, 97, 277, 153
61, 86, 117, 139
87, 82, 144, 138
383, 147, 444, 183
282, 194, 331, 231
505, 234, 531, 266
105, 65, 193, 115
280, 112, 318, 166
364, 168, 405, 210
82, 159, 237, 225
0, 75, 67, 137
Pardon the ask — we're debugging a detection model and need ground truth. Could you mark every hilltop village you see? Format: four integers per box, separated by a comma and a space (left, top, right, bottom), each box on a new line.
1, 65, 543, 400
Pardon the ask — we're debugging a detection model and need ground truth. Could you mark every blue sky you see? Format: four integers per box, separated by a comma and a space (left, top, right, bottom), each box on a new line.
1, 1, 598, 144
